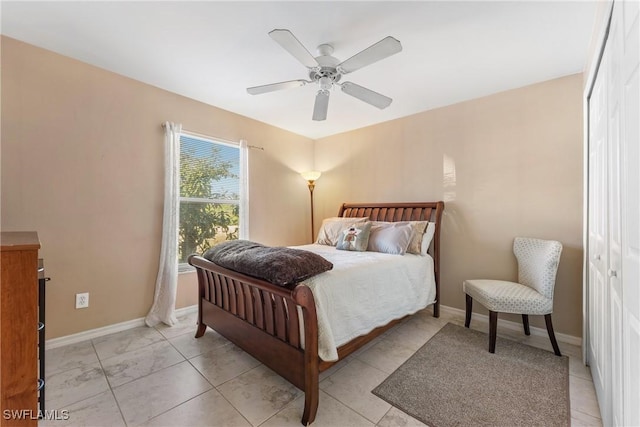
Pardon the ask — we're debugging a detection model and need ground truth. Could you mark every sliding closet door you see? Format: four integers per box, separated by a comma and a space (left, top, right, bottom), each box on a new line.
620, 1, 640, 426
587, 2, 640, 425
607, 7, 624, 426
587, 40, 610, 423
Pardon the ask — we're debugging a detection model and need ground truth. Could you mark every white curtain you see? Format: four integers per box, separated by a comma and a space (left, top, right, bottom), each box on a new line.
239, 139, 249, 240
145, 121, 181, 327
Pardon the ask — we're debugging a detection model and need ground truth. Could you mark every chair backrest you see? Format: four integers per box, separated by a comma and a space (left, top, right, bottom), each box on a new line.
513, 237, 563, 300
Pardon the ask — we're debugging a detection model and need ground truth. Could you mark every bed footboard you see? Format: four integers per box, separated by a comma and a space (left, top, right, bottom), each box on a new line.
188, 254, 319, 426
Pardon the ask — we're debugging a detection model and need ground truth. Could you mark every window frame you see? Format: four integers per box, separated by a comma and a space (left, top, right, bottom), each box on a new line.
178, 132, 241, 272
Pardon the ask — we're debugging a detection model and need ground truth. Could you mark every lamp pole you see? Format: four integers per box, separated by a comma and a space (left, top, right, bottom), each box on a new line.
301, 171, 321, 243
308, 180, 316, 242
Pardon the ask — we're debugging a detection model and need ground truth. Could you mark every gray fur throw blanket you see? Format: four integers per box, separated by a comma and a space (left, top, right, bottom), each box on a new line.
203, 240, 333, 288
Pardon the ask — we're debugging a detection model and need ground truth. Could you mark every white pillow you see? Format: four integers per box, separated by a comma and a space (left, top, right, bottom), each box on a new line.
367, 222, 415, 255
421, 222, 436, 255
369, 220, 428, 255
316, 217, 369, 246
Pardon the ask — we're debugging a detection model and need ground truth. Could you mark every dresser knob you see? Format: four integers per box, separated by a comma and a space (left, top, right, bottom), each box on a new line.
608, 269, 617, 277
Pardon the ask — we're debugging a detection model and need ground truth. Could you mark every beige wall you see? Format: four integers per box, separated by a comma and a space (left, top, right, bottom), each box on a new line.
1, 37, 314, 338
314, 74, 584, 337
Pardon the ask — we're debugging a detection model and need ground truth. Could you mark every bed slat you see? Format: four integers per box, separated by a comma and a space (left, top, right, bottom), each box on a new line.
236, 280, 245, 319
253, 288, 265, 329
214, 274, 223, 307
203, 271, 209, 302
228, 279, 238, 315
287, 299, 300, 347
264, 291, 275, 335
210, 271, 218, 303
203, 271, 211, 302
274, 296, 287, 341
386, 208, 395, 221
210, 272, 217, 304
243, 283, 254, 324
221, 277, 230, 311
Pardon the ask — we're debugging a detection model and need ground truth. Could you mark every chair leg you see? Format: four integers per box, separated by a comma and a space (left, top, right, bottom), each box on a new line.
544, 314, 562, 356
489, 311, 498, 353
465, 294, 473, 328
522, 314, 530, 336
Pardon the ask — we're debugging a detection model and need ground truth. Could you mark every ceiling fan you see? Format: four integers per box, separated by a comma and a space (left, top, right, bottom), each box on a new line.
247, 29, 402, 121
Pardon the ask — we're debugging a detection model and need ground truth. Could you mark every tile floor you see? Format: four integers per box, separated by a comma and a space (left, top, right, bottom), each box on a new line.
40, 308, 602, 427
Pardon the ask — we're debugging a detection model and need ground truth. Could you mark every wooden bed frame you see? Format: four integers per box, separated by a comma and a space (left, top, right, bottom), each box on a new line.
188, 201, 444, 425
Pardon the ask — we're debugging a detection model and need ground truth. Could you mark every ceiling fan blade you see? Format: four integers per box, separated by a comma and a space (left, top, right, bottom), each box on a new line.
247, 80, 307, 95
337, 36, 402, 74
340, 82, 392, 109
269, 29, 319, 69
312, 90, 330, 121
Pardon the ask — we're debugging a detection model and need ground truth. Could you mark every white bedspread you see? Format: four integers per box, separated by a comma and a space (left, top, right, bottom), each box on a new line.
295, 244, 436, 361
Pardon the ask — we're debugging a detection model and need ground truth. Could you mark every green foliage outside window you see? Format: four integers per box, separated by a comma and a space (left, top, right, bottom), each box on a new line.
179, 141, 239, 264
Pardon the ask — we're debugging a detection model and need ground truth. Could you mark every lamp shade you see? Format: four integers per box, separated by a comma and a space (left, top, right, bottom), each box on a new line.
301, 171, 322, 182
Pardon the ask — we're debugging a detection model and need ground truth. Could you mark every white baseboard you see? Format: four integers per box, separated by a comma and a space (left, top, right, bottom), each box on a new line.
440, 305, 582, 347
45, 305, 198, 350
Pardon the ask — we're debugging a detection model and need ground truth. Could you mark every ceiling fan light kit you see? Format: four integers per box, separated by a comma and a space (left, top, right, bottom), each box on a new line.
247, 29, 402, 121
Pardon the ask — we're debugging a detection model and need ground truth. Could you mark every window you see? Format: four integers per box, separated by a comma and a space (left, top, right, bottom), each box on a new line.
179, 133, 241, 265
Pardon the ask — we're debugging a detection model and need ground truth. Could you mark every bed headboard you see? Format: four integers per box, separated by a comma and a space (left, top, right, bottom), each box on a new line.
338, 202, 443, 223
337, 201, 445, 316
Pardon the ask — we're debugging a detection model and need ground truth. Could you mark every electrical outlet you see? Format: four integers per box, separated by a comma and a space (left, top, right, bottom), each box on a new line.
75, 292, 89, 309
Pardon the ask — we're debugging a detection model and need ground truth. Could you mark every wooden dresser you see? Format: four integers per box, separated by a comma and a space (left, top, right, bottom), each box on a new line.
1, 232, 40, 426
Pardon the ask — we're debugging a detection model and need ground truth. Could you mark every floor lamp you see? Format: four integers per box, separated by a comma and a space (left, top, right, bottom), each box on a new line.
301, 171, 321, 242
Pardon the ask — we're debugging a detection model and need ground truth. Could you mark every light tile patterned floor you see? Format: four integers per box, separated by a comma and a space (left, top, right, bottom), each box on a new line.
39, 309, 602, 427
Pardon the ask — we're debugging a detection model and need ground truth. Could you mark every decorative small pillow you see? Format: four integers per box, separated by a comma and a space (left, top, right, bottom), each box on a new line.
421, 222, 436, 255
407, 221, 428, 254
316, 217, 369, 246
367, 222, 415, 255
336, 222, 372, 252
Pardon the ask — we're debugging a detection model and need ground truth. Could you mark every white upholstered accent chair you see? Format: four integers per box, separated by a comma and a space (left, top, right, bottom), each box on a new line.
463, 237, 563, 356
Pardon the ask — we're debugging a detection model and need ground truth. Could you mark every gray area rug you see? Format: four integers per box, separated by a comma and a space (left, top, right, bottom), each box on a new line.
372, 323, 570, 427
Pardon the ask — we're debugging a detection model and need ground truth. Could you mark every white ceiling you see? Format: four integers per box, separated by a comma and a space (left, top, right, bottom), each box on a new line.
1, 1, 597, 139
